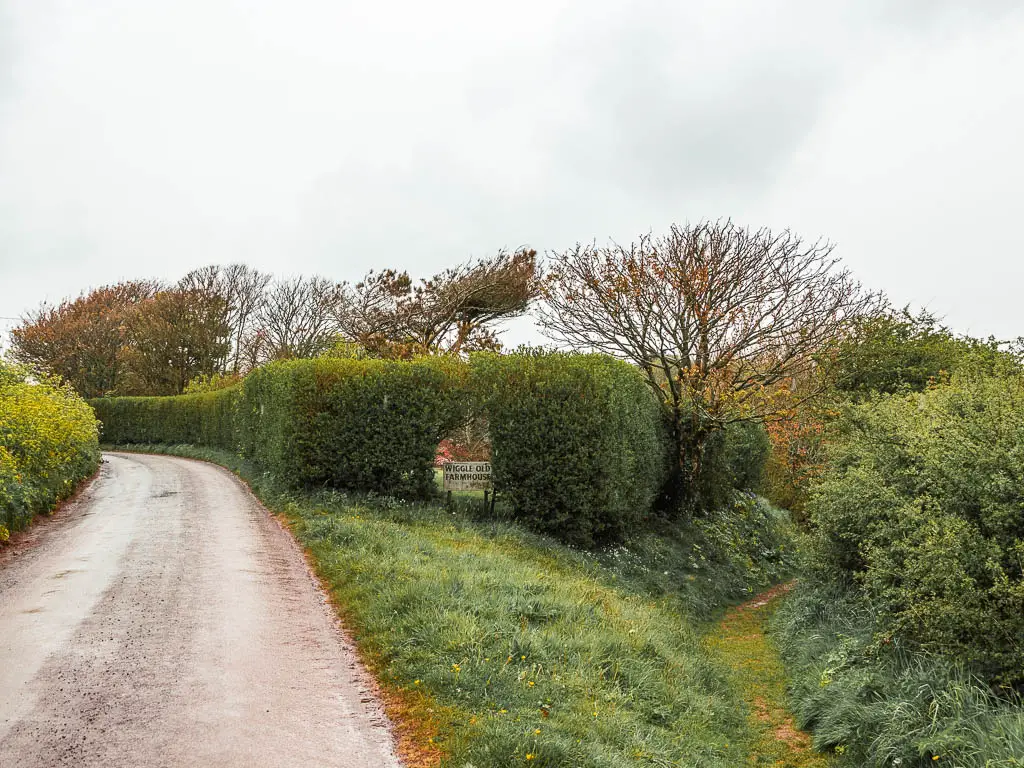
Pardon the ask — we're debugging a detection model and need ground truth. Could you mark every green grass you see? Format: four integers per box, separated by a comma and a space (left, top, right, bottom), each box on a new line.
770, 581, 1024, 768
705, 585, 832, 768
107, 444, 798, 766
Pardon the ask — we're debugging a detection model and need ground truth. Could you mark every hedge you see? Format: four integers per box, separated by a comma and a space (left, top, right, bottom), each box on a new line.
90, 353, 681, 544
1, 361, 100, 539
90, 386, 240, 449
238, 357, 468, 497
92, 358, 468, 499
472, 351, 668, 547
809, 372, 1024, 686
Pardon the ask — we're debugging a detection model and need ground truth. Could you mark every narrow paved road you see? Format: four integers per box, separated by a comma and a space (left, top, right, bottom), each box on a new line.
0, 452, 401, 768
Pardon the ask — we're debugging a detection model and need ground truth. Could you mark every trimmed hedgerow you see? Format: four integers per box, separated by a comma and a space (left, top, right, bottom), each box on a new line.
472, 351, 668, 548
1, 361, 100, 538
238, 357, 468, 498
90, 386, 240, 449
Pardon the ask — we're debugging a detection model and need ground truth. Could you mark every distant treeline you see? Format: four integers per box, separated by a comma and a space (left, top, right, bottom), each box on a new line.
9, 250, 538, 397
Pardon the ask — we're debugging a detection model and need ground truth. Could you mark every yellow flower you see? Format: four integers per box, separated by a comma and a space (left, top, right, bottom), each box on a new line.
533, 728, 541, 735
526, 755, 535, 761
414, 679, 421, 685
528, 681, 535, 687
932, 758, 940, 762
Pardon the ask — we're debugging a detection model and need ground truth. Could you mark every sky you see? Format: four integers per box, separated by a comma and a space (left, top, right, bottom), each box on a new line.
1, 0, 1022, 348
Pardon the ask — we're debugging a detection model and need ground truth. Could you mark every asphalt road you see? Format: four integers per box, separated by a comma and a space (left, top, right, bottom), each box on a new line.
0, 452, 401, 768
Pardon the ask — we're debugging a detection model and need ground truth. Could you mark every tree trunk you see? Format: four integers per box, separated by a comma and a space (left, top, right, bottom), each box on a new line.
656, 408, 720, 517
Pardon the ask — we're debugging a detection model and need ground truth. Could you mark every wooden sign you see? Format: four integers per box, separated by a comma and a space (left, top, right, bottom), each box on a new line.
443, 461, 492, 491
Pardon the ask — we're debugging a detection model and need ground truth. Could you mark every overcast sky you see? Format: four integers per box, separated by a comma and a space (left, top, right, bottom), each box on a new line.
1, 0, 1022, 347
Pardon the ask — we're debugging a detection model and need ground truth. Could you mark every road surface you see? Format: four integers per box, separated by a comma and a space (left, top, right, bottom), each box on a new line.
0, 452, 401, 768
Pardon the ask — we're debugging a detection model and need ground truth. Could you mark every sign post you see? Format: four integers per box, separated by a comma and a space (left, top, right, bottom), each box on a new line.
442, 461, 492, 492
442, 461, 493, 513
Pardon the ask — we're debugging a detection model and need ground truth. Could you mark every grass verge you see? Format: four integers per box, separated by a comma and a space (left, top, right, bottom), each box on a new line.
107, 444, 797, 767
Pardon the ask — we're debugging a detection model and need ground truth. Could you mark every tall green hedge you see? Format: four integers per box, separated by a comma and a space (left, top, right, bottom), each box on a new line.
93, 359, 467, 499
239, 357, 468, 497
90, 386, 240, 449
472, 351, 668, 547
91, 353, 678, 543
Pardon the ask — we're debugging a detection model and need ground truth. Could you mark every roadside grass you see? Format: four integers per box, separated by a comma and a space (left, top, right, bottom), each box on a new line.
107, 444, 798, 766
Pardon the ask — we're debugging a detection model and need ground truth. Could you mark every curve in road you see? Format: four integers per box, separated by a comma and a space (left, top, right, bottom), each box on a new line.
0, 452, 401, 768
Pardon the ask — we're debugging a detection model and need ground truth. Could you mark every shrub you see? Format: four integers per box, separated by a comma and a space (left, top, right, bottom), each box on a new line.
809, 372, 1024, 685
696, 419, 770, 507
471, 351, 667, 547
1, 361, 100, 534
763, 409, 827, 523
183, 372, 243, 394
238, 357, 468, 497
90, 386, 240, 449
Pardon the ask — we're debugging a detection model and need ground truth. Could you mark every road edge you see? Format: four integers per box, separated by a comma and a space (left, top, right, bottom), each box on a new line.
104, 447, 437, 768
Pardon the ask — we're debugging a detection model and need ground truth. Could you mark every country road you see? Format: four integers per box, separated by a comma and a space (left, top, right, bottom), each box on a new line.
0, 452, 401, 768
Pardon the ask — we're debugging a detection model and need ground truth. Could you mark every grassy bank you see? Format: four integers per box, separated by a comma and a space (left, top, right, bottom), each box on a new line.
108, 444, 796, 767
771, 582, 1024, 768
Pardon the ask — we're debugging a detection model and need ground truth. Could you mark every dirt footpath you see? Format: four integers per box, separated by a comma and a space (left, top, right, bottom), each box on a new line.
0, 452, 400, 768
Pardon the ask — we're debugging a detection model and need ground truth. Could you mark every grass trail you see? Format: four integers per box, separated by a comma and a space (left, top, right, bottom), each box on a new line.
705, 582, 833, 768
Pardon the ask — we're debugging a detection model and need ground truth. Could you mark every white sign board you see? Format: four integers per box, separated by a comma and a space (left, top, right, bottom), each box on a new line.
443, 461, 492, 491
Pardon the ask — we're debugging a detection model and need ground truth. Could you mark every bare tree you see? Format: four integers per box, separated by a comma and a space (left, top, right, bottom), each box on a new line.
178, 264, 272, 374
539, 220, 879, 510
340, 248, 539, 358
256, 276, 344, 360
220, 264, 272, 373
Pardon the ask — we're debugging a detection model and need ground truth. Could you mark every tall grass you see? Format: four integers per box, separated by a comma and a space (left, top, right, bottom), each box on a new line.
771, 582, 1024, 767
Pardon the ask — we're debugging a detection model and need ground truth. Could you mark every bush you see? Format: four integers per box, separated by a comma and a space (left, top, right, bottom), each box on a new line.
697, 419, 770, 506
90, 386, 240, 449
238, 357, 468, 497
1, 361, 100, 535
472, 351, 667, 547
809, 372, 1024, 685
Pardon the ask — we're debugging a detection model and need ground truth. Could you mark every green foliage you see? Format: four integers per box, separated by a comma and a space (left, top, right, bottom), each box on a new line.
809, 372, 1024, 686
90, 386, 240, 449
183, 372, 242, 394
472, 351, 668, 547
695, 419, 771, 509
318, 336, 368, 360
238, 357, 468, 497
772, 582, 1024, 767
0, 360, 100, 534
92, 358, 468, 498
596, 496, 798, 618
826, 308, 1017, 398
